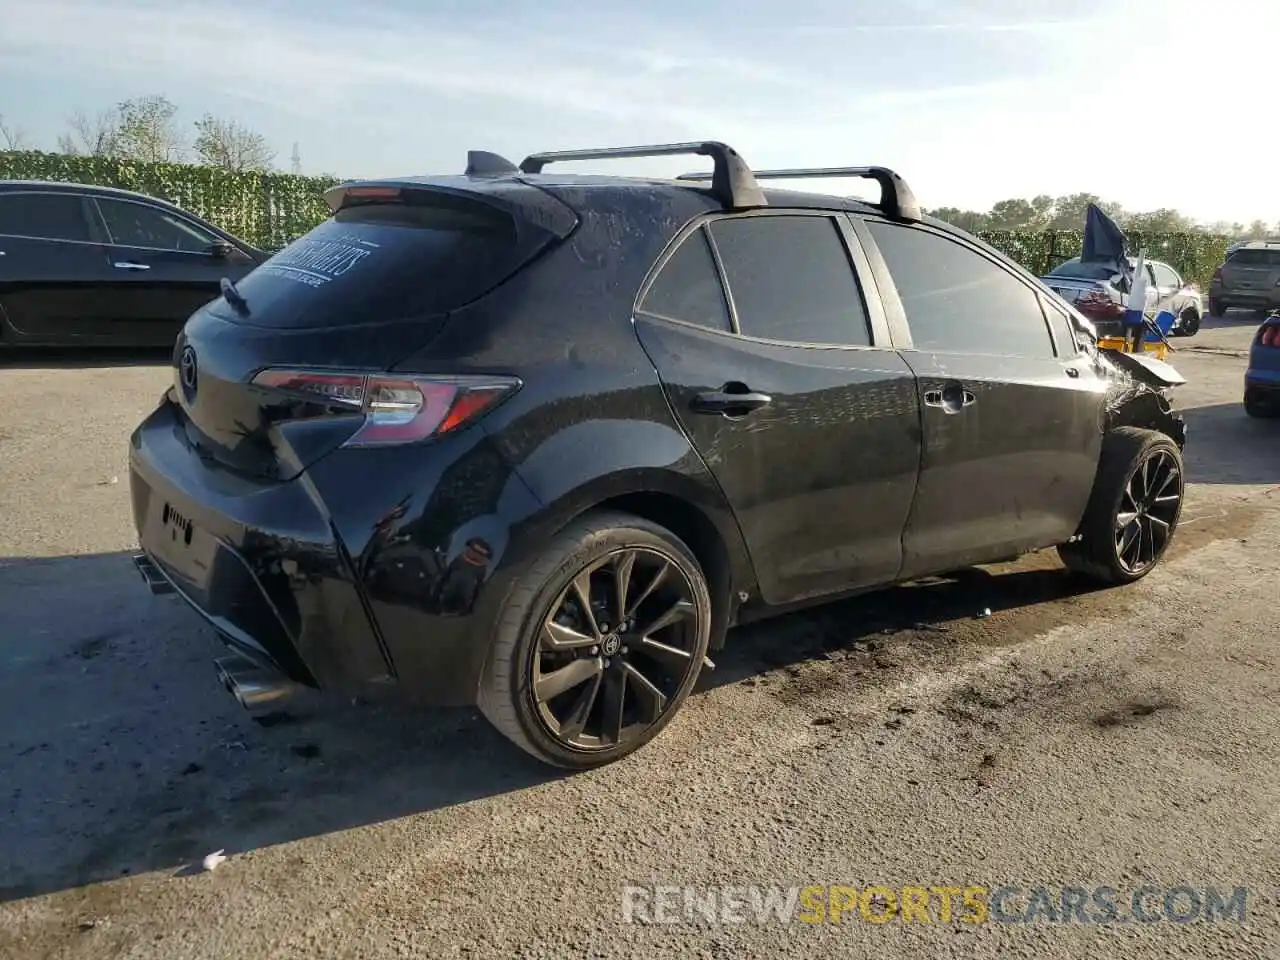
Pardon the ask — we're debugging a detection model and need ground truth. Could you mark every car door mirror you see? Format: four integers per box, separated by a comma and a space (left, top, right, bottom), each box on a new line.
208, 241, 234, 259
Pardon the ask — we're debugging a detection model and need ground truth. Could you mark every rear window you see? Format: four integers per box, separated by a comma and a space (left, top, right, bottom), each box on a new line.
213, 193, 545, 328
1227, 248, 1280, 267
1047, 260, 1120, 280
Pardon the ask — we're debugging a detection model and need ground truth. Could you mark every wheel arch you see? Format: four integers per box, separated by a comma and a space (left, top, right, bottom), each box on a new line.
1104, 382, 1187, 449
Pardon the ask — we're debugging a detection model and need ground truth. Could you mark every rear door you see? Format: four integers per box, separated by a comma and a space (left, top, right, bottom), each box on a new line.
856, 216, 1107, 578
632, 210, 922, 606
0, 190, 114, 343
92, 195, 250, 346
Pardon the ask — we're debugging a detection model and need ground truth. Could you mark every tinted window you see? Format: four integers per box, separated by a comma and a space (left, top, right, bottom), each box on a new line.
212, 194, 535, 329
1041, 298, 1078, 357
867, 221, 1055, 357
0, 193, 92, 242
638, 228, 731, 331
709, 215, 871, 346
1228, 249, 1280, 267
97, 198, 217, 253
1150, 262, 1180, 288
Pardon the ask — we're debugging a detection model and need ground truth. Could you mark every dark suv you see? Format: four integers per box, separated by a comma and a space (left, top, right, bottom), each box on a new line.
129, 142, 1188, 769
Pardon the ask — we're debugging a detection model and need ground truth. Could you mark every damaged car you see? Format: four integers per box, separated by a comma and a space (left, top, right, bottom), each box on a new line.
128, 142, 1188, 768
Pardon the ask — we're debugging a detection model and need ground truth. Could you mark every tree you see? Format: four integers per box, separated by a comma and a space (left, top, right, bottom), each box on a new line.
987, 198, 1044, 231
59, 95, 184, 162
116, 95, 184, 163
1124, 208, 1196, 233
0, 114, 28, 150
58, 107, 121, 156
1047, 193, 1125, 231
927, 207, 989, 232
193, 114, 276, 171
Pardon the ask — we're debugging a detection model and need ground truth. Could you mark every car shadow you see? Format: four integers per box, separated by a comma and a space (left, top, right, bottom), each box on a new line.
0, 345, 173, 370
1178, 401, 1280, 486
699, 563, 1093, 690
0, 551, 564, 904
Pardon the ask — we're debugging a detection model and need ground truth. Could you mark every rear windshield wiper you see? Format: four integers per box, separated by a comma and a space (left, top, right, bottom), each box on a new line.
220, 277, 250, 316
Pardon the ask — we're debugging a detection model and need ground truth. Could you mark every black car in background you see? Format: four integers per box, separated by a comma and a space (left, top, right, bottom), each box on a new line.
0, 180, 265, 347
128, 142, 1189, 769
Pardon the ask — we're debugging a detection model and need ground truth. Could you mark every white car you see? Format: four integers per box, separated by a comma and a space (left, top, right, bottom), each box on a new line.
1042, 256, 1203, 337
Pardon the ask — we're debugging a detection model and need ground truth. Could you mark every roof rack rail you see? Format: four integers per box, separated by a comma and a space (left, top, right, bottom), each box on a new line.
465, 150, 520, 177
677, 165, 921, 222
519, 141, 766, 209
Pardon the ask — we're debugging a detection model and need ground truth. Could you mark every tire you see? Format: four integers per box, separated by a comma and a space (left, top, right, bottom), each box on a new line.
1058, 428, 1185, 586
1176, 308, 1201, 337
1208, 297, 1225, 318
1245, 390, 1278, 419
478, 510, 712, 769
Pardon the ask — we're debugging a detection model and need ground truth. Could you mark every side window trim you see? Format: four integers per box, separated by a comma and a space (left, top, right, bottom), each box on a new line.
1037, 293, 1079, 359
854, 215, 1060, 358
701, 223, 742, 335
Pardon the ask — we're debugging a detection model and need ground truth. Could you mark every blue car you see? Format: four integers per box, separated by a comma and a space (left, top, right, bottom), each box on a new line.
1245, 311, 1280, 418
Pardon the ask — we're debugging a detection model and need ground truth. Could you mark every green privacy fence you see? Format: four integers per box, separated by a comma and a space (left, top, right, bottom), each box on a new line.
0, 151, 337, 251
1, 151, 1233, 285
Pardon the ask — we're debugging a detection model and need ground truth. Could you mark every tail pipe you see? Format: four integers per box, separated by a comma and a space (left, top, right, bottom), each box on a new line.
132, 553, 175, 595
214, 652, 300, 711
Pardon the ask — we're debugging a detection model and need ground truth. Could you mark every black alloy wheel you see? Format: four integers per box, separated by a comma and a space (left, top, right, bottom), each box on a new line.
1112, 447, 1182, 577
479, 511, 712, 768
531, 547, 702, 751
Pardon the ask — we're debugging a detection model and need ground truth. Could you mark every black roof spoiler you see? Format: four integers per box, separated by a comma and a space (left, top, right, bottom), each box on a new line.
518, 141, 767, 209
677, 165, 921, 222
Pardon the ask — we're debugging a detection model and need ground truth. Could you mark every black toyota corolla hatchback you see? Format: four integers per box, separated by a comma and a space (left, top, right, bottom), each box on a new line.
129, 141, 1188, 768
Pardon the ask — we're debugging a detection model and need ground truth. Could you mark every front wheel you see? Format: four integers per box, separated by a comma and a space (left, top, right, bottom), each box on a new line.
1176, 308, 1201, 337
479, 511, 712, 769
1058, 428, 1185, 585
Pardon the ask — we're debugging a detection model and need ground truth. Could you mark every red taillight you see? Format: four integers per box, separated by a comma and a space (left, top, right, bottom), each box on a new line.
1212, 267, 1224, 284
1076, 289, 1125, 319
1262, 325, 1280, 347
250, 369, 519, 447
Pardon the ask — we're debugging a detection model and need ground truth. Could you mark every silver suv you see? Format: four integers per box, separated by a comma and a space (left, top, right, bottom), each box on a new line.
1209, 241, 1280, 317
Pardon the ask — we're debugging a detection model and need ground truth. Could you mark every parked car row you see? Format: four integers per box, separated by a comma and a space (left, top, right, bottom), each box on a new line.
1041, 255, 1203, 336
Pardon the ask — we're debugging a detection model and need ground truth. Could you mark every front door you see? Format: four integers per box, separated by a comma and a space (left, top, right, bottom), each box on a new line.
0, 190, 115, 343
857, 216, 1107, 578
93, 195, 246, 346
633, 210, 922, 606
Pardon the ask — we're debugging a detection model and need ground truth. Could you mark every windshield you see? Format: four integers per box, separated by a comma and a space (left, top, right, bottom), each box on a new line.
1047, 259, 1122, 280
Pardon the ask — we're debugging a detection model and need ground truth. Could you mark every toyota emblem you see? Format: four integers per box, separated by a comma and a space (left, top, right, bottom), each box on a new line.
179, 346, 198, 396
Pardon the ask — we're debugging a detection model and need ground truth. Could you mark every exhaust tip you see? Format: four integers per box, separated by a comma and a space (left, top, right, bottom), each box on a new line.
214, 654, 299, 711
132, 553, 175, 595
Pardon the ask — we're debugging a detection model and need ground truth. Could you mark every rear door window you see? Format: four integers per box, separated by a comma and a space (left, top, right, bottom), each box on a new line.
0, 192, 94, 242
708, 214, 872, 346
637, 228, 731, 332
866, 219, 1055, 358
96, 197, 218, 253
218, 193, 545, 329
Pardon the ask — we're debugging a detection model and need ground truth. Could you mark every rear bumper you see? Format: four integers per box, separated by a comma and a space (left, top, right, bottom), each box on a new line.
1213, 287, 1280, 308
128, 398, 545, 706
129, 401, 393, 692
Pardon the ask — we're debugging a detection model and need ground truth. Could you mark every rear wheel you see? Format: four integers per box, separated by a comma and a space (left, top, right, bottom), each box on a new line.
1245, 389, 1278, 419
1176, 307, 1201, 337
1058, 428, 1185, 585
1208, 297, 1225, 317
479, 511, 712, 769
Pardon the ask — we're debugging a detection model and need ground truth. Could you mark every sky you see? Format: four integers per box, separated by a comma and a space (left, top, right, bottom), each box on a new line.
0, 0, 1275, 225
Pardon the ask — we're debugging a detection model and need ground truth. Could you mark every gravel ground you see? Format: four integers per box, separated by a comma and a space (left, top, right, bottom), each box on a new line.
0, 319, 1277, 959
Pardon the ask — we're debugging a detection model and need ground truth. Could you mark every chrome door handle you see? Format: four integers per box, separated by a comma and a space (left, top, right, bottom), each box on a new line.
113, 261, 150, 271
